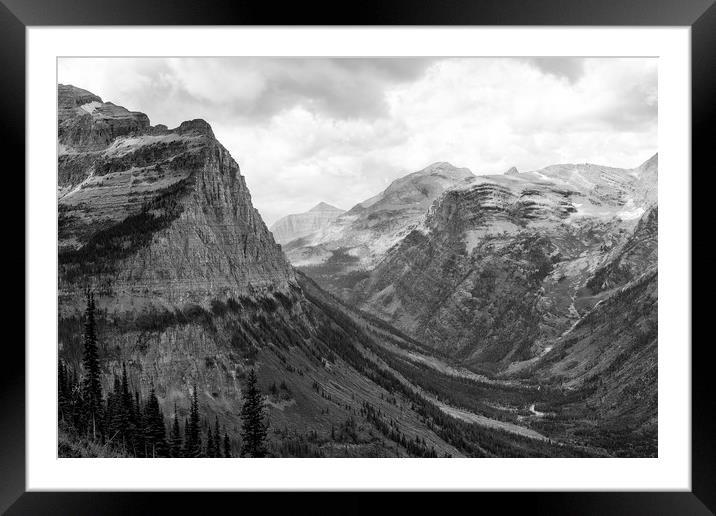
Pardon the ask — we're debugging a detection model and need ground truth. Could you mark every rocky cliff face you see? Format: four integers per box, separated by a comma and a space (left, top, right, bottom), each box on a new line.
270, 202, 344, 245
349, 156, 658, 369
585, 204, 657, 294
58, 86, 296, 312
59, 84, 151, 153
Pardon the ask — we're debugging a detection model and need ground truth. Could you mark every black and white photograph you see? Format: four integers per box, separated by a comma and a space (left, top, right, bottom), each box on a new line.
55, 56, 659, 459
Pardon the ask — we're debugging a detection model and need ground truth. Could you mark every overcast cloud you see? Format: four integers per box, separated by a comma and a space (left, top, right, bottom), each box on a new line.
59, 57, 657, 225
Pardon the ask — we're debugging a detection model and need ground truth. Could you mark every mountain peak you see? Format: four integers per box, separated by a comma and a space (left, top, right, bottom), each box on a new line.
270, 203, 345, 244
309, 202, 343, 213
58, 83, 102, 101
638, 153, 658, 172
420, 162, 469, 176
58, 86, 295, 304
505, 166, 520, 176
425, 161, 455, 170
404, 162, 474, 182
176, 119, 215, 138
58, 84, 104, 122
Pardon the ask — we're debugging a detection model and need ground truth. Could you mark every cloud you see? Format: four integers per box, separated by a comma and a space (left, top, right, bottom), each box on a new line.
524, 57, 585, 82
58, 57, 657, 225
60, 57, 435, 125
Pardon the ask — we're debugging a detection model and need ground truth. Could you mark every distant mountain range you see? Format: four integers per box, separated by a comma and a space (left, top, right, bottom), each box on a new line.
282, 162, 474, 269
57, 84, 658, 458
284, 154, 657, 362
269, 202, 344, 245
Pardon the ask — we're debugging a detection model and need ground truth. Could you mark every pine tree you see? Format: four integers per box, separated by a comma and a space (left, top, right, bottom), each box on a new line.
58, 361, 69, 423
81, 291, 103, 440
240, 369, 268, 457
143, 384, 168, 457
223, 431, 232, 458
119, 363, 136, 453
206, 426, 215, 458
68, 368, 83, 431
170, 404, 182, 458
187, 384, 202, 457
182, 418, 191, 457
106, 375, 123, 445
134, 390, 144, 456
213, 416, 221, 458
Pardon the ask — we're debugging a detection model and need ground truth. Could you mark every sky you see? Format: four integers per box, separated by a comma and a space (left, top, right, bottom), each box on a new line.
59, 57, 657, 225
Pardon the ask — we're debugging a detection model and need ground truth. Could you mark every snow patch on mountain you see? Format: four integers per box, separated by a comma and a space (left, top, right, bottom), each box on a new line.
78, 100, 103, 114
285, 162, 475, 268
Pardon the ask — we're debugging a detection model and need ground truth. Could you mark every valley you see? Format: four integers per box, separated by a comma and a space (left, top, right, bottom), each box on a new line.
57, 84, 657, 458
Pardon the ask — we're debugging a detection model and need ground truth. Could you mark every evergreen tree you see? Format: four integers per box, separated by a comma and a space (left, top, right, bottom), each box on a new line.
206, 426, 215, 458
106, 375, 123, 445
240, 369, 268, 457
68, 368, 83, 430
81, 291, 103, 440
182, 418, 191, 457
134, 390, 145, 457
119, 363, 136, 453
143, 384, 168, 457
223, 431, 232, 458
58, 361, 69, 423
170, 404, 182, 458
213, 416, 221, 458
187, 384, 202, 457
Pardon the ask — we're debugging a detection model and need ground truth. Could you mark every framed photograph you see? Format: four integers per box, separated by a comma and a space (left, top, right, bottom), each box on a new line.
6, 0, 712, 513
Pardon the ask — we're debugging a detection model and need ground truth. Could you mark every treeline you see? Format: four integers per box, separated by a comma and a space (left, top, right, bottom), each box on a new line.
361, 402, 438, 458
304, 286, 592, 457
58, 291, 269, 458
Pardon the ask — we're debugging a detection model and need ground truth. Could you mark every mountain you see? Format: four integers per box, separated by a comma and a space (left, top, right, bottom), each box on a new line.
60, 86, 608, 458
347, 156, 658, 369
269, 202, 344, 245
58, 84, 295, 310
300, 154, 658, 455
59, 85, 444, 457
57, 85, 659, 458
285, 162, 474, 296
520, 268, 658, 456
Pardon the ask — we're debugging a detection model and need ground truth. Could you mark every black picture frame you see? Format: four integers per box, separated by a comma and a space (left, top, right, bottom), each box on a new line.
4, 0, 712, 513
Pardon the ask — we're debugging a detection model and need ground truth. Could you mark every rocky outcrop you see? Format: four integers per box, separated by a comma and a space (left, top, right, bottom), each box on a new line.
58, 84, 102, 122
585, 204, 657, 294
58, 86, 296, 312
270, 202, 344, 245
58, 84, 150, 153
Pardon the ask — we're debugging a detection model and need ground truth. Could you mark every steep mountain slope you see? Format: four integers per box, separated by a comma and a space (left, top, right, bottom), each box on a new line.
334, 158, 659, 456
286, 162, 474, 295
58, 86, 593, 457
58, 84, 295, 311
522, 268, 658, 456
585, 205, 657, 294
269, 202, 344, 245
350, 156, 657, 369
